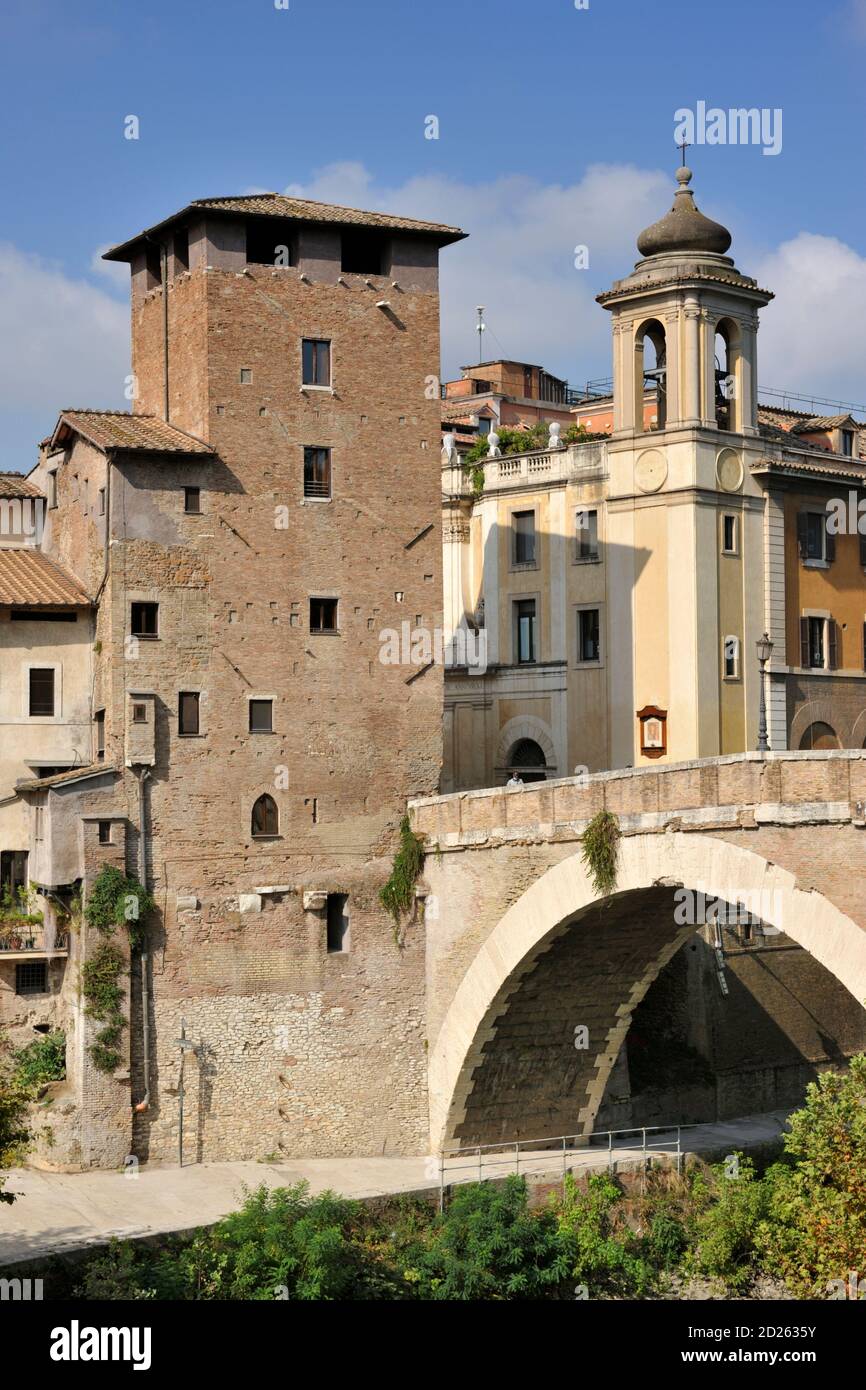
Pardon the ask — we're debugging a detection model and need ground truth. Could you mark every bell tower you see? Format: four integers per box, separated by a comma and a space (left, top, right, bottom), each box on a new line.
597, 165, 774, 766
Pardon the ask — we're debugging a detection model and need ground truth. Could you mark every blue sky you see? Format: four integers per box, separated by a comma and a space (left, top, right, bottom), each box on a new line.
1, 0, 865, 469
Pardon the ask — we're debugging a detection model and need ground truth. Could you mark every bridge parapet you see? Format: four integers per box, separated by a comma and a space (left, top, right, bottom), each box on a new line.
411, 751, 866, 847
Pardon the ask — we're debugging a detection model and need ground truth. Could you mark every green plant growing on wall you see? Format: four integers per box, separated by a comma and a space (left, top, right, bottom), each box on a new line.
581, 810, 620, 899
85, 865, 155, 950
80, 865, 155, 1073
82, 940, 127, 1073
13, 1031, 66, 1091
380, 815, 425, 934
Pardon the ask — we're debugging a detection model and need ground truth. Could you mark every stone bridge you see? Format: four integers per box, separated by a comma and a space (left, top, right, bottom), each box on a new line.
410, 751, 866, 1151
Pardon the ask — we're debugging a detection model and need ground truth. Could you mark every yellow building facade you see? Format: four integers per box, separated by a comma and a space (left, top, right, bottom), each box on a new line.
443, 168, 866, 789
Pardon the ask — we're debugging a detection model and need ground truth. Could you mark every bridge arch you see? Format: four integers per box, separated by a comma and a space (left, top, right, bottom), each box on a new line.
428, 831, 866, 1150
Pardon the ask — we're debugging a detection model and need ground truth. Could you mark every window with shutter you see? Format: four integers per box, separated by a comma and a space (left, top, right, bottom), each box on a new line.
828, 619, 838, 670
800, 616, 809, 667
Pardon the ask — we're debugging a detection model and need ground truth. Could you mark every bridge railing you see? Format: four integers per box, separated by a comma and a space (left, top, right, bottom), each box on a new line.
429, 1115, 787, 1208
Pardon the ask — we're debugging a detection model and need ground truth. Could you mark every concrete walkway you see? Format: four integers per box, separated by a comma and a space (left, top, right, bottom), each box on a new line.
0, 1109, 789, 1268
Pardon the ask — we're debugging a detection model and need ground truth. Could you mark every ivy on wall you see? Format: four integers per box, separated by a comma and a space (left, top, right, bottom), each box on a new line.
82, 865, 154, 1074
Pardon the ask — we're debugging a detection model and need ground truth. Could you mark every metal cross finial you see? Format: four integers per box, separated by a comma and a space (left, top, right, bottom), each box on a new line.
679, 139, 690, 167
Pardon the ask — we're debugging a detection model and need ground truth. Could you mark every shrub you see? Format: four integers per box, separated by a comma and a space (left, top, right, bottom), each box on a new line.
688, 1156, 768, 1290
555, 1173, 655, 1297
756, 1056, 866, 1297
13, 1032, 66, 1090
159, 1184, 407, 1301
403, 1175, 570, 1300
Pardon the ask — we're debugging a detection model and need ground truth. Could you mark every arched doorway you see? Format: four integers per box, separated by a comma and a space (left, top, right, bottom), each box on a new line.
799, 722, 839, 750
507, 738, 547, 784
428, 834, 866, 1150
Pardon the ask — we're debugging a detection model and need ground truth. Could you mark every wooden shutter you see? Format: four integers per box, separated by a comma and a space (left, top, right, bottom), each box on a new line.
796, 512, 808, 559
800, 616, 809, 668
859, 532, 866, 567
828, 619, 838, 670
825, 529, 836, 564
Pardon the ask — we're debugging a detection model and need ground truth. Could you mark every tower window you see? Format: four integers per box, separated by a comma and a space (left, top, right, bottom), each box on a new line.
173, 227, 189, 273
132, 703, 148, 724
304, 447, 331, 499
145, 242, 163, 290
184, 486, 201, 514
302, 339, 331, 387
251, 793, 279, 838
722, 514, 738, 554
326, 893, 350, 954
341, 229, 386, 275
310, 597, 338, 633
249, 699, 273, 733
245, 218, 297, 267
98, 821, 112, 845
179, 692, 201, 736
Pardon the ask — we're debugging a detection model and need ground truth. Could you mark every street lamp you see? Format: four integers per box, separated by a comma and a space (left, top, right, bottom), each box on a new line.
756, 632, 774, 753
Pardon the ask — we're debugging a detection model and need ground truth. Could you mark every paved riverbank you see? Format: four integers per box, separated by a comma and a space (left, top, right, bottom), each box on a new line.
0, 1109, 789, 1267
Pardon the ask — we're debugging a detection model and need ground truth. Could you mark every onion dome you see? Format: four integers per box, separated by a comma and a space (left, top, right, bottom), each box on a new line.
637, 167, 732, 258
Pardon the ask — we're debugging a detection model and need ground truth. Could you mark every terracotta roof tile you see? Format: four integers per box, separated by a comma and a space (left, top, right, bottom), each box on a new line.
104, 193, 466, 260
791, 414, 861, 433
751, 456, 866, 483
0, 474, 43, 498
52, 411, 215, 456
16, 764, 118, 792
0, 550, 92, 606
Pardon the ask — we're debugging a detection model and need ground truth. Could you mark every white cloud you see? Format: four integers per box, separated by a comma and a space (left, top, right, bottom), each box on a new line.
283, 161, 671, 384
754, 233, 866, 404
288, 162, 866, 408
90, 243, 131, 289
0, 243, 128, 415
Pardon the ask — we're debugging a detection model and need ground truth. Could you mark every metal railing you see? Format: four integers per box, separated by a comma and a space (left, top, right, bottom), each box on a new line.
431, 1122, 694, 1209
0, 925, 69, 954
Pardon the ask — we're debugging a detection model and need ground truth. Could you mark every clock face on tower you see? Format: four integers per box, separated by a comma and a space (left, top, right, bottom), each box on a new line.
635, 449, 668, 493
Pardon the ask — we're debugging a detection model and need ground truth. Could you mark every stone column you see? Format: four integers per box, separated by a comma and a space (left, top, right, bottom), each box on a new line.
683, 298, 701, 422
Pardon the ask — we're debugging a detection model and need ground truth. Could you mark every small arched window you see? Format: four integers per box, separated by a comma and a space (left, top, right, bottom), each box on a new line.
798, 722, 838, 751
251, 793, 279, 837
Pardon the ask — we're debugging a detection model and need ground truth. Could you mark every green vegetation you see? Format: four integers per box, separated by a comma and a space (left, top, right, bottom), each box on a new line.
379, 815, 425, 935
0, 1028, 66, 1202
85, 864, 155, 949
463, 420, 608, 467
80, 865, 154, 1072
581, 809, 620, 898
29, 1055, 864, 1299
0, 882, 44, 949
11, 1031, 66, 1091
10, 1054, 864, 1297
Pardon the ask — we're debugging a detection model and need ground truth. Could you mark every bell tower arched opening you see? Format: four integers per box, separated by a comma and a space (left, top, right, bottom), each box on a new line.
635, 319, 667, 432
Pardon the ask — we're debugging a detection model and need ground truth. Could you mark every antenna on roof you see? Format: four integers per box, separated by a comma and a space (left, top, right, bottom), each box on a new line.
475, 306, 485, 364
